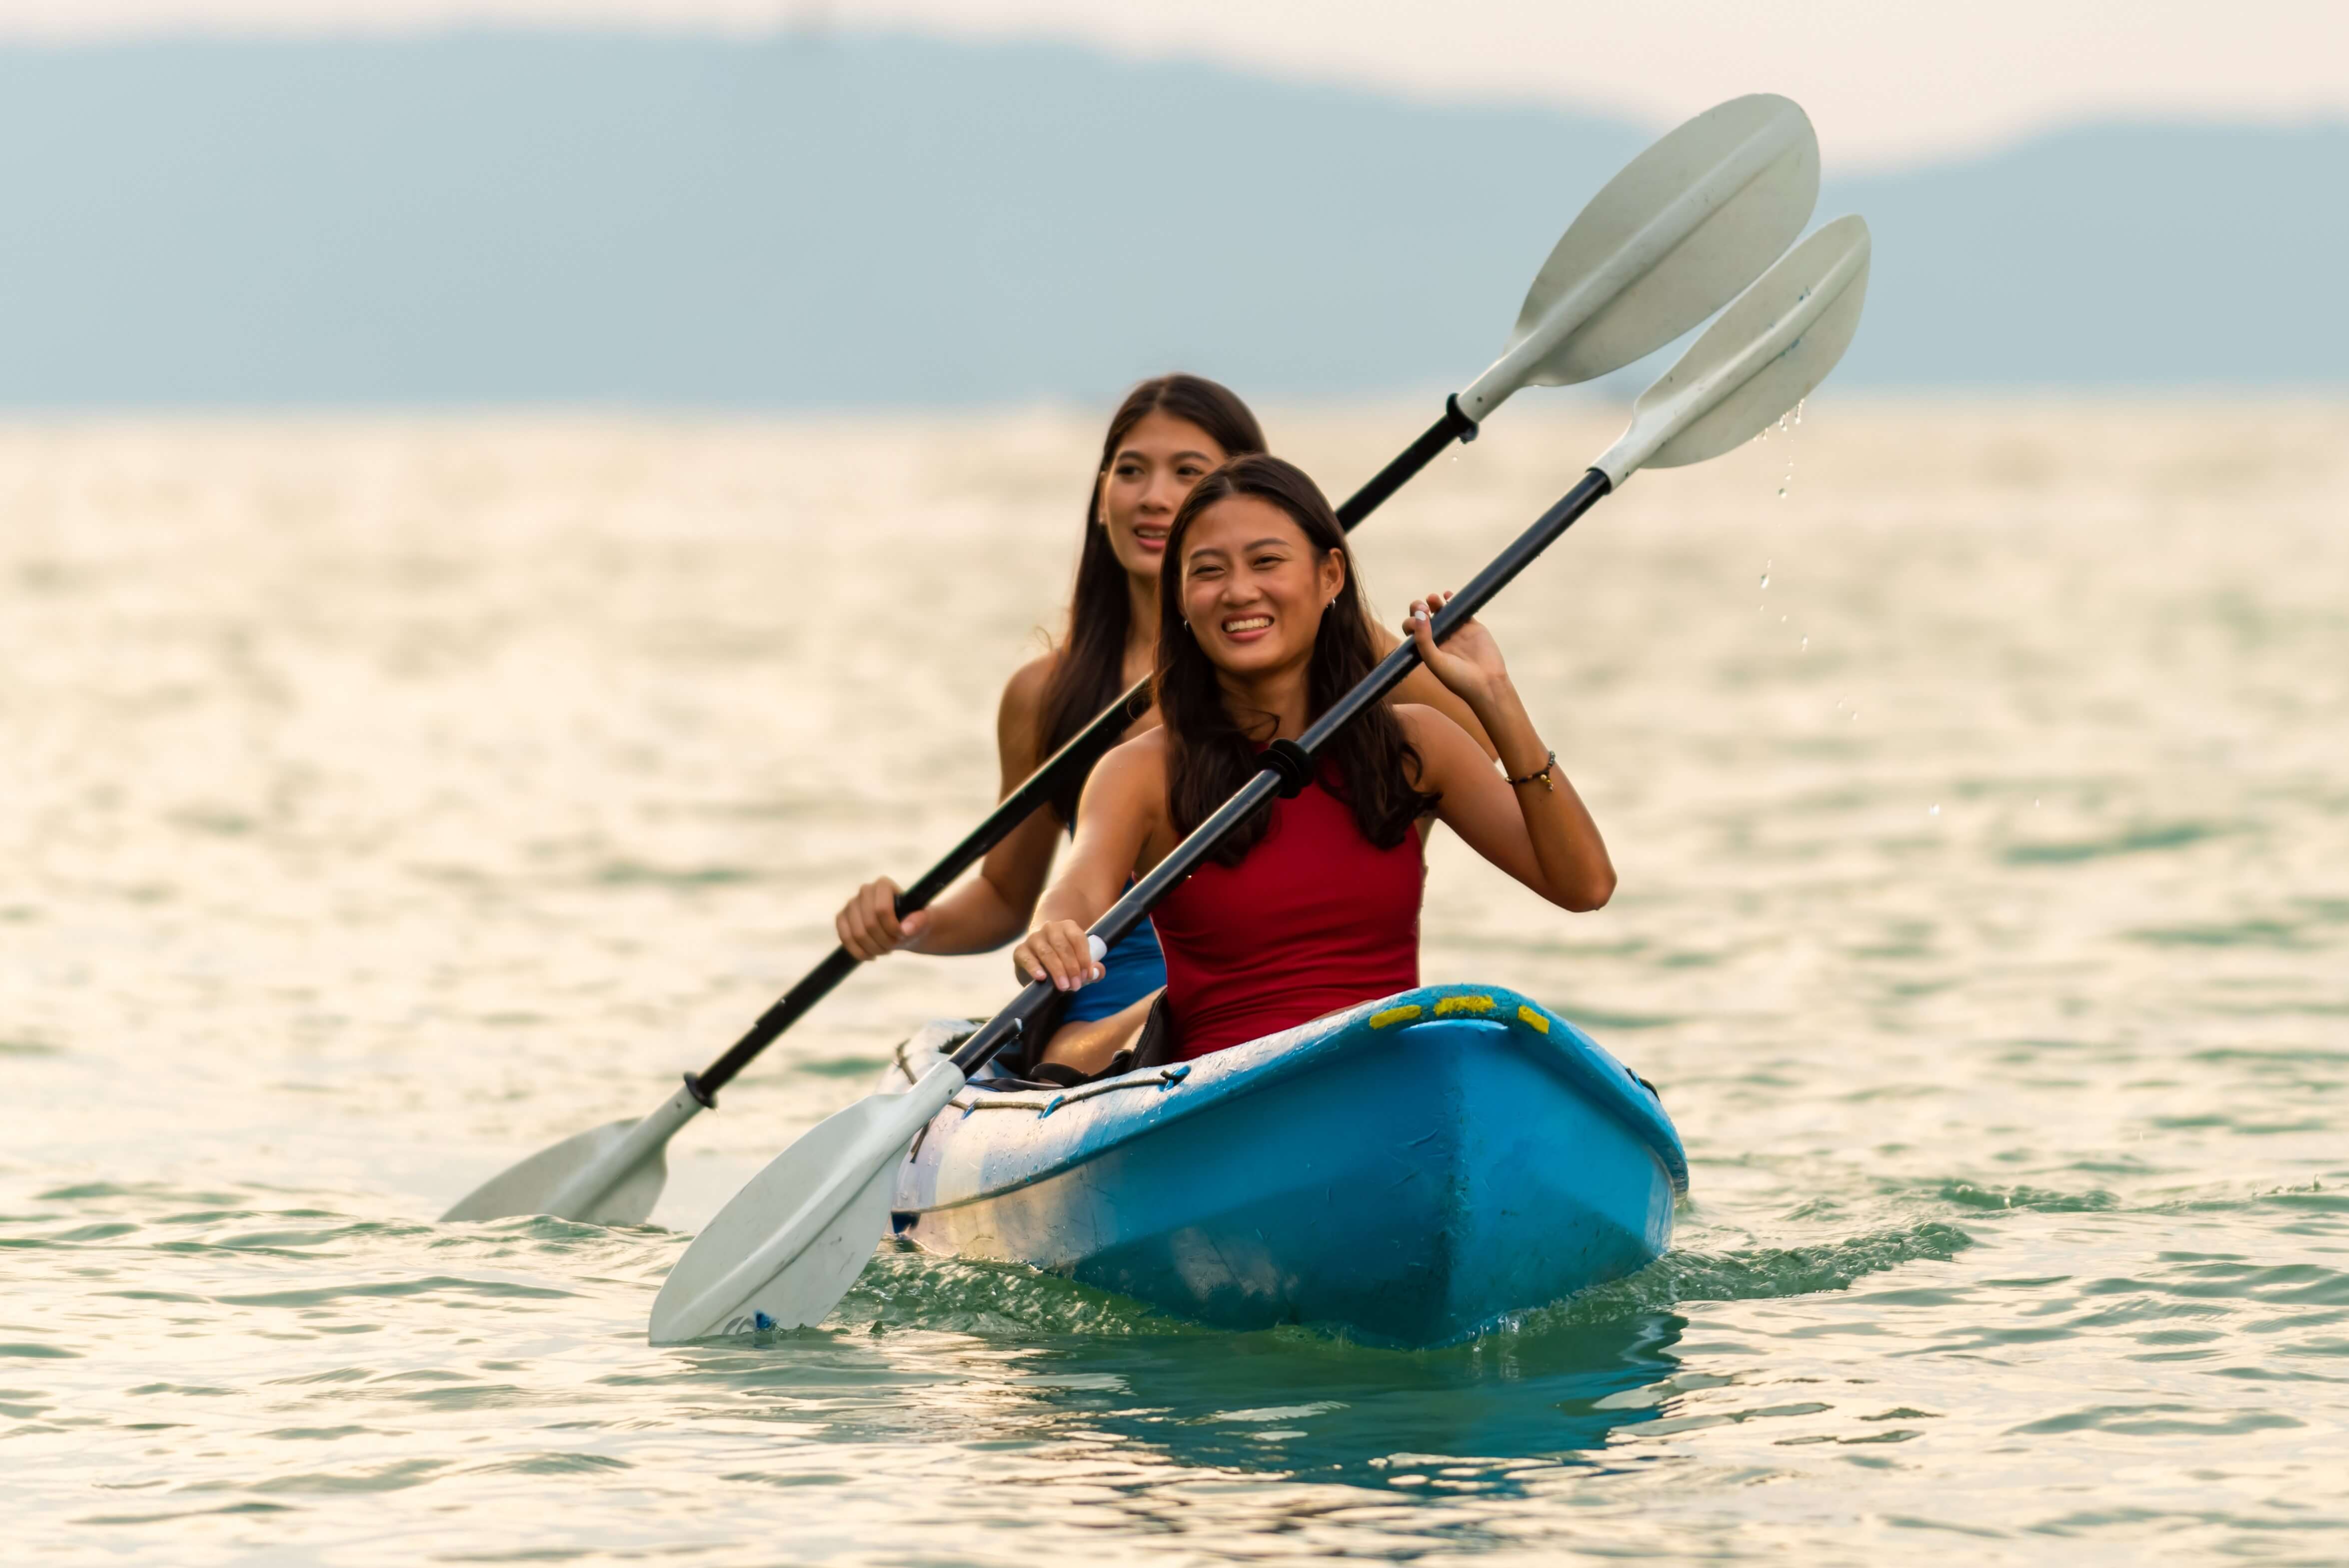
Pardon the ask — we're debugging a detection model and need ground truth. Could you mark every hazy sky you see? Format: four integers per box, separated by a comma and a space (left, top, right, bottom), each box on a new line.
3, 0, 2344, 167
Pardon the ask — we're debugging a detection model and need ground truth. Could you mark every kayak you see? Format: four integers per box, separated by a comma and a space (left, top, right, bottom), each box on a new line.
882, 983, 1687, 1348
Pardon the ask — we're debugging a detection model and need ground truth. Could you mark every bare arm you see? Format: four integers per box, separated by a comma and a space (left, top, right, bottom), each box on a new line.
835, 656, 1066, 959
1377, 622, 1499, 761
1399, 591, 1615, 912
1011, 733, 1165, 991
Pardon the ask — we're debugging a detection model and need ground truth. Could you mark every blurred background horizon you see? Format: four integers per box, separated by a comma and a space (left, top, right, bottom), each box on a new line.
0, 0, 2344, 408
8, 7, 2349, 1565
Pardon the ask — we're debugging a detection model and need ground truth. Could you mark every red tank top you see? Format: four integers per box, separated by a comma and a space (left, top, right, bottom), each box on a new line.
1150, 770, 1423, 1060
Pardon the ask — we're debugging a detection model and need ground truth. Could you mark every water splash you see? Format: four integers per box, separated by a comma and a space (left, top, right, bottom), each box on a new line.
826, 1225, 1982, 1349
1481, 1223, 1978, 1337
829, 1245, 1205, 1338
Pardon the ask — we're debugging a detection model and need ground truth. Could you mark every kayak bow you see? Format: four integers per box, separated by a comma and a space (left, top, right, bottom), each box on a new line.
882, 983, 1686, 1347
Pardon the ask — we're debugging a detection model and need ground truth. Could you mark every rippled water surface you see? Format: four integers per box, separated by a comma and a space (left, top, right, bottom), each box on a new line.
6, 404, 2347, 1564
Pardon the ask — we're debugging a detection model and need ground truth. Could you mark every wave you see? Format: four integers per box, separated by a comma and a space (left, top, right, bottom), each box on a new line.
788, 1224, 1977, 1347
825, 1244, 1206, 1339
1485, 1222, 1976, 1339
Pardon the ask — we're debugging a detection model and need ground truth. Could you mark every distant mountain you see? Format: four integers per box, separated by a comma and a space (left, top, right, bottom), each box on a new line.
0, 30, 2340, 407
1830, 121, 2349, 387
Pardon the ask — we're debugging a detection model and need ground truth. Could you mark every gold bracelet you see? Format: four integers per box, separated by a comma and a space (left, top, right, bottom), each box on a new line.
1505, 749, 1557, 791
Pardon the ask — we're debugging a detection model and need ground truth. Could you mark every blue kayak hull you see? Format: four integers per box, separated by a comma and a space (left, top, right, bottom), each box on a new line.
887, 985, 1687, 1348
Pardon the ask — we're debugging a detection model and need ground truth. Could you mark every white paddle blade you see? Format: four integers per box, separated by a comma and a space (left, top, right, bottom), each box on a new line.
440, 1119, 654, 1224
1598, 214, 1872, 485
439, 1084, 701, 1226
646, 1058, 965, 1344
1458, 93, 1820, 420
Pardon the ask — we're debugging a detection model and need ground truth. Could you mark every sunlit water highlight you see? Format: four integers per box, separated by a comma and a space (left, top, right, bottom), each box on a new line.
5, 404, 2346, 1563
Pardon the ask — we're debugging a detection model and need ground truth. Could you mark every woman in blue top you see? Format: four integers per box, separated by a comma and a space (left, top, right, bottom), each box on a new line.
833, 374, 1486, 1066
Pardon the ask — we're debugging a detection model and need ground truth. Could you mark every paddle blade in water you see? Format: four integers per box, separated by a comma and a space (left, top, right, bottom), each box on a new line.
1459, 93, 1819, 420
646, 1059, 965, 1344
1598, 215, 1873, 484
441, 1119, 652, 1224
440, 1083, 701, 1226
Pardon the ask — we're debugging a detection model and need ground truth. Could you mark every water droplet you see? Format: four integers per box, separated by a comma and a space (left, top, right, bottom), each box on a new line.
2034, 797, 2042, 808
1760, 569, 1771, 588
1777, 485, 1788, 499
1929, 804, 1940, 816
1781, 614, 1788, 623
1800, 636, 1808, 652
1794, 398, 1805, 427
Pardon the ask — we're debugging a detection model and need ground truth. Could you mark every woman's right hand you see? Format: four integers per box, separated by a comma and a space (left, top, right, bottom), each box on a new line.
836, 876, 927, 961
1403, 589, 1511, 710
1012, 919, 1104, 992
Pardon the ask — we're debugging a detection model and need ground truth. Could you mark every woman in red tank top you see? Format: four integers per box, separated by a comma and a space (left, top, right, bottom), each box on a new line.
1013, 455, 1617, 1072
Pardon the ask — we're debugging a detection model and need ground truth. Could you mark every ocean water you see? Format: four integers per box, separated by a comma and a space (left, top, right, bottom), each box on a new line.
4, 402, 2346, 1564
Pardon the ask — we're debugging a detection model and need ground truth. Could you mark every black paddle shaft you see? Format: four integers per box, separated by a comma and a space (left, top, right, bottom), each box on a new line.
682, 397, 1482, 1104
949, 465, 1613, 1079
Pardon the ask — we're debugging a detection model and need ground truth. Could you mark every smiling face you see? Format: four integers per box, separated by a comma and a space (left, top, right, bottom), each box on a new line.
1099, 412, 1227, 579
1177, 494, 1347, 678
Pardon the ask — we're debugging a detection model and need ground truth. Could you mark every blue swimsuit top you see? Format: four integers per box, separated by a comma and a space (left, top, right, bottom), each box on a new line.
1064, 910, 1165, 1024
1059, 805, 1166, 1024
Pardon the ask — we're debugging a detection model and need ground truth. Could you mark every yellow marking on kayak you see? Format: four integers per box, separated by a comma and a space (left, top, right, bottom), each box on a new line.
1434, 994, 1496, 1016
1368, 1004, 1422, 1029
1516, 1005, 1550, 1034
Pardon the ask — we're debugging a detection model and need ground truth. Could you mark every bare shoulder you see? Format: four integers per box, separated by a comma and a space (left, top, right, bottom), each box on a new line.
1070, 726, 1167, 845
1093, 725, 1171, 790
994, 651, 1060, 767
1393, 701, 1463, 746
998, 652, 1057, 726
1393, 702, 1482, 779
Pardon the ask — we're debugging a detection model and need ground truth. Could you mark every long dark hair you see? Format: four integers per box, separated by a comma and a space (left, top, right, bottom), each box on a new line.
1155, 455, 1436, 866
1035, 374, 1266, 823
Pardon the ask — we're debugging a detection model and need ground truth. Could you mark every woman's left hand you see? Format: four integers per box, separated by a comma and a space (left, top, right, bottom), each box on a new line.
1404, 589, 1509, 706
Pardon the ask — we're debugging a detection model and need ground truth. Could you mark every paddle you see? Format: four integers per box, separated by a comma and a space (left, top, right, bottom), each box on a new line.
441, 93, 1822, 1228
646, 214, 1875, 1342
